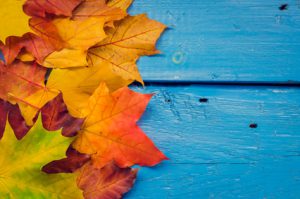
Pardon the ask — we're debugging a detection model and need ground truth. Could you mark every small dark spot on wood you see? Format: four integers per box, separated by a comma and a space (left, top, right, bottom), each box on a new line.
199, 98, 208, 103
165, 99, 171, 103
249, 123, 258, 128
279, 4, 288, 11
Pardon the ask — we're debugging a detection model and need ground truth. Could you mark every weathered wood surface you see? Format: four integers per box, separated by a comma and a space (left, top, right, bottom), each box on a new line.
129, 0, 300, 82
125, 85, 300, 198
1, 1, 299, 198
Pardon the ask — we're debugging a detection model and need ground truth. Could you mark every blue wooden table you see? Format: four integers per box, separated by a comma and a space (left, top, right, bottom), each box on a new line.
126, 0, 300, 198
1, 0, 299, 198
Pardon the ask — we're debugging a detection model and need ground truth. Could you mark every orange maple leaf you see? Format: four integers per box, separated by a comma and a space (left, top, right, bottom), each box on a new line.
29, 17, 64, 51
73, 82, 167, 168
0, 60, 58, 125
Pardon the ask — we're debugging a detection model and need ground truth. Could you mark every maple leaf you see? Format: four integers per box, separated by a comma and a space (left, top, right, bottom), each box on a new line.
23, 0, 82, 18
0, 100, 37, 140
0, 60, 59, 125
107, 0, 133, 11
77, 162, 137, 199
41, 17, 107, 68
88, 14, 166, 85
41, 94, 84, 137
53, 17, 106, 50
47, 66, 131, 118
43, 48, 89, 68
72, 82, 167, 168
20, 33, 59, 63
0, 0, 30, 41
29, 17, 64, 50
43, 147, 91, 174
0, 117, 83, 198
73, 0, 127, 23
0, 35, 23, 65
0, 33, 58, 65
7, 103, 38, 139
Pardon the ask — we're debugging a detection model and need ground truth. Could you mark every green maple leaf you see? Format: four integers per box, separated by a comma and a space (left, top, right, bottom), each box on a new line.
0, 117, 83, 198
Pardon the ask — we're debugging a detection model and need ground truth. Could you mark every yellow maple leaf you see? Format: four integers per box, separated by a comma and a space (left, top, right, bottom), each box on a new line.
0, 117, 83, 198
47, 65, 131, 118
53, 17, 106, 50
0, 0, 31, 42
43, 49, 88, 68
88, 14, 166, 85
42, 17, 107, 68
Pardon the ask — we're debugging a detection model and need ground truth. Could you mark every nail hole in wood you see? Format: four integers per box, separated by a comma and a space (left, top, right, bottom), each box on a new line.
199, 98, 208, 103
279, 4, 288, 10
165, 99, 171, 103
249, 123, 258, 128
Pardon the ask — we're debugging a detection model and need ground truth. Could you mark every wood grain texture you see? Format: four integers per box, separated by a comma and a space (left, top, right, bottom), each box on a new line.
125, 85, 300, 198
129, 0, 300, 82
1, 1, 299, 198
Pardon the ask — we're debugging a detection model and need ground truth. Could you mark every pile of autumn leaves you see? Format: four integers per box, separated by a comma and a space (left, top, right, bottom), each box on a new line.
0, 0, 167, 198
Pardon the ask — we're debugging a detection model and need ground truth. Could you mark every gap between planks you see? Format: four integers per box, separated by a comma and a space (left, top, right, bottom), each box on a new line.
140, 80, 300, 87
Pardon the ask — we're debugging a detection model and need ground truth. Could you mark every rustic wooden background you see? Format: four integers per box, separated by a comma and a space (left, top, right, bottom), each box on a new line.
1, 0, 299, 198
126, 0, 300, 198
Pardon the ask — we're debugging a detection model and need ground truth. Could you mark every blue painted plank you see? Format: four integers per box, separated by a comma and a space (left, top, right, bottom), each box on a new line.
125, 85, 300, 198
129, 0, 300, 82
